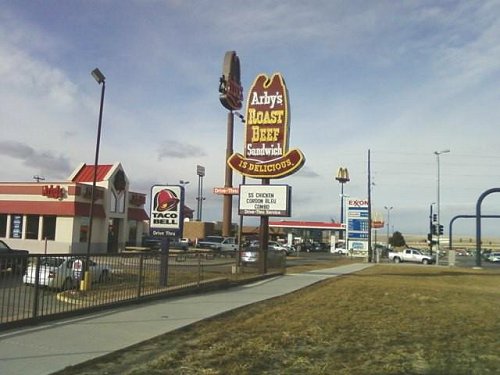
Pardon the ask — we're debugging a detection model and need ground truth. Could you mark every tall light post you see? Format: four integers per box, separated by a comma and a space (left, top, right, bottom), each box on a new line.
335, 167, 350, 239
384, 206, 393, 247
434, 149, 450, 265
196, 165, 205, 221
84, 68, 105, 290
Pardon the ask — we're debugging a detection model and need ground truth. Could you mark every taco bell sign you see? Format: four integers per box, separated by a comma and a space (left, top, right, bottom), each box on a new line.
149, 185, 184, 238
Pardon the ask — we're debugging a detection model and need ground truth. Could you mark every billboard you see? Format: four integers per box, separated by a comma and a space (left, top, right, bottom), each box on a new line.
227, 73, 305, 179
346, 198, 369, 256
149, 185, 184, 238
238, 184, 291, 216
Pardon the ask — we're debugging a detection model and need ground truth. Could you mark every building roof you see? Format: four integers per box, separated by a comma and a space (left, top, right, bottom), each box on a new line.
269, 220, 344, 230
72, 164, 113, 183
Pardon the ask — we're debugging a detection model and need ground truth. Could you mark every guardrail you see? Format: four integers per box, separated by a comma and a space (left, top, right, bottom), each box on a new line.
0, 250, 285, 330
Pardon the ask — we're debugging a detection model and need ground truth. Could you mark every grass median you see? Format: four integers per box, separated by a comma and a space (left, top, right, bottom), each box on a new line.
55, 264, 500, 375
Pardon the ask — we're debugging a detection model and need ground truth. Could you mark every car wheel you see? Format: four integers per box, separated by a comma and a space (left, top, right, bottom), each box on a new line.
99, 270, 110, 282
393, 257, 401, 264
422, 259, 429, 265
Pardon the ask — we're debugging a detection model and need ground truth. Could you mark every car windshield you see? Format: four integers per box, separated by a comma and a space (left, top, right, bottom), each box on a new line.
39, 257, 65, 267
0, 241, 9, 250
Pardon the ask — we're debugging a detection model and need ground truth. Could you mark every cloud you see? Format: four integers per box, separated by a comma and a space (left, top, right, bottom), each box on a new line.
0, 140, 72, 178
157, 141, 207, 160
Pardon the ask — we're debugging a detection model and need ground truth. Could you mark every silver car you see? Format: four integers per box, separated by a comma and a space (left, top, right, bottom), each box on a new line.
240, 245, 285, 267
23, 257, 111, 290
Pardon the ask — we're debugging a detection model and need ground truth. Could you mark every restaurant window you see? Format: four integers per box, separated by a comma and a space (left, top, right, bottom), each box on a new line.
110, 190, 126, 213
42, 216, 56, 241
10, 214, 23, 239
0, 214, 6, 237
26, 215, 39, 240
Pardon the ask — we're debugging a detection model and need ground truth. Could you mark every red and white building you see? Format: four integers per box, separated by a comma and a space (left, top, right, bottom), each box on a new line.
0, 163, 148, 254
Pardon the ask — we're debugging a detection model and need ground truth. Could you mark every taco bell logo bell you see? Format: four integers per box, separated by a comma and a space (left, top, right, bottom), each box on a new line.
154, 189, 179, 212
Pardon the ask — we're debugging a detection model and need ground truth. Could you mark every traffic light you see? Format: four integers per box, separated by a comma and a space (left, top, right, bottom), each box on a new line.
432, 224, 438, 235
438, 224, 444, 235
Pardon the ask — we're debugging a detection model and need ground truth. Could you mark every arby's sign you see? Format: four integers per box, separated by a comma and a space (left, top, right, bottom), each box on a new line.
227, 73, 305, 178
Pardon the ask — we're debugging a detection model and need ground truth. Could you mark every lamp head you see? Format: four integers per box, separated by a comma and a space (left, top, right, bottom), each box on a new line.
91, 68, 105, 84
434, 149, 450, 155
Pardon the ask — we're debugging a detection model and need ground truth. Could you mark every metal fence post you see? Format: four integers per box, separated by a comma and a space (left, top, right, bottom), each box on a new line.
31, 257, 41, 320
137, 254, 144, 299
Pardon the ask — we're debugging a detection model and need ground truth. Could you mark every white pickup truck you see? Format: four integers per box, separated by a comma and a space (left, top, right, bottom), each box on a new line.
388, 248, 435, 265
196, 236, 238, 253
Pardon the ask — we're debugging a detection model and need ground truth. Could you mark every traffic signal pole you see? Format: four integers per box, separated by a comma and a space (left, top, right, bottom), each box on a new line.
429, 204, 433, 256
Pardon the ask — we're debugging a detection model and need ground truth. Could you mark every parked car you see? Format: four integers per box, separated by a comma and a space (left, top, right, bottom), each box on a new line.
197, 236, 238, 253
268, 241, 289, 254
333, 242, 349, 255
23, 257, 111, 290
305, 242, 327, 252
141, 235, 161, 249
240, 244, 285, 267
488, 252, 500, 262
335, 247, 349, 255
281, 244, 297, 256
141, 236, 188, 251
0, 239, 29, 273
388, 248, 435, 265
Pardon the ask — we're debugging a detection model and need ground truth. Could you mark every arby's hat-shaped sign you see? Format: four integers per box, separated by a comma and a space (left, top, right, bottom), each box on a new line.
227, 73, 305, 179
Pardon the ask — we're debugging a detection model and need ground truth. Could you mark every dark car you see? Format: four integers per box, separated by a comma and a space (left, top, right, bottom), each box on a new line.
141, 236, 188, 251
0, 240, 29, 273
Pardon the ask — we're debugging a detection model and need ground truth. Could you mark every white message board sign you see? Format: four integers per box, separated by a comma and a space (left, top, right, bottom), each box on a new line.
238, 184, 291, 216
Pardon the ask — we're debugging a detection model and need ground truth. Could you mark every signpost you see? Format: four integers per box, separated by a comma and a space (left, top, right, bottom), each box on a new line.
149, 185, 185, 286
213, 187, 239, 195
346, 198, 369, 258
238, 184, 291, 216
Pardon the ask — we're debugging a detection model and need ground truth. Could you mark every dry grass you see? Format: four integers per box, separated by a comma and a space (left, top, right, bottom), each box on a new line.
55, 265, 500, 375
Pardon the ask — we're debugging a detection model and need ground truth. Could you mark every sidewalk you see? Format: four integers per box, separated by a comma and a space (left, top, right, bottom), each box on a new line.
0, 263, 372, 375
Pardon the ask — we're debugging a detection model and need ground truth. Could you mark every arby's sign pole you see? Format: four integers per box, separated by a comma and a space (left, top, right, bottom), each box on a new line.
218, 51, 243, 237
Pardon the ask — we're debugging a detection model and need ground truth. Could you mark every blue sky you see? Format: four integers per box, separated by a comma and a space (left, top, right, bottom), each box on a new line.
2, 1, 500, 237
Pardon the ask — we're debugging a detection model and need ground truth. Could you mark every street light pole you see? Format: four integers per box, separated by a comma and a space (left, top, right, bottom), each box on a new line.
384, 206, 393, 247
434, 149, 450, 266
84, 68, 105, 290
